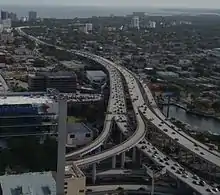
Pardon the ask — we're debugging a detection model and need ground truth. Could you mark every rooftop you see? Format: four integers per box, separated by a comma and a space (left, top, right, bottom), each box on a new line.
0, 172, 56, 195
67, 123, 91, 134
86, 70, 106, 79
0, 95, 54, 105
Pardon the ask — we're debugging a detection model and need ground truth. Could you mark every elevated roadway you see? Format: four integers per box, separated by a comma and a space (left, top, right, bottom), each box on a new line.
138, 78, 220, 168
16, 27, 219, 194
16, 26, 128, 159
86, 184, 176, 194
66, 68, 126, 158
75, 53, 218, 194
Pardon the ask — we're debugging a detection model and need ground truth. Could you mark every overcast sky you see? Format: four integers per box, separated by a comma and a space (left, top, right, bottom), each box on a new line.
0, 0, 220, 8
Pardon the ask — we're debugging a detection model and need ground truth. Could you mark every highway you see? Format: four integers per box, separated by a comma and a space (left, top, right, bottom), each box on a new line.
86, 184, 176, 194
17, 26, 128, 159
137, 78, 220, 168
66, 57, 127, 158
16, 27, 220, 194
73, 53, 218, 194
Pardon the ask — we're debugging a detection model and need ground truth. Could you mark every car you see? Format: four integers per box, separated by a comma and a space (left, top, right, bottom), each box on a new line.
163, 129, 168, 132
165, 162, 169, 166
174, 163, 179, 167
152, 154, 157, 158
176, 170, 181, 174
172, 132, 176, 135
159, 159, 164, 163
192, 180, 200, 185
212, 188, 219, 193
141, 146, 147, 149
200, 152, 204, 155
206, 188, 216, 193
195, 147, 199, 151
199, 180, 206, 186
138, 187, 146, 191
194, 143, 198, 147
164, 157, 169, 161
171, 166, 176, 170
175, 138, 179, 141
182, 174, 188, 178
116, 187, 124, 191
86, 189, 93, 192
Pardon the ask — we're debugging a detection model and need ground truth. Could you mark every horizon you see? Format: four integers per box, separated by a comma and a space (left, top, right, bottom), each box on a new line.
0, 1, 220, 10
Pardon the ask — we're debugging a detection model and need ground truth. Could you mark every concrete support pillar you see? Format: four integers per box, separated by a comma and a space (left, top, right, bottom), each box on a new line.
97, 146, 101, 153
112, 155, 116, 169
56, 99, 67, 195
120, 132, 123, 143
121, 152, 125, 168
139, 152, 143, 166
132, 147, 136, 163
177, 180, 181, 188
92, 163, 97, 184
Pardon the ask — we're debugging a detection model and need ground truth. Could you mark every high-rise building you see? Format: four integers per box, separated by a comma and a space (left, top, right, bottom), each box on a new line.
8, 12, 17, 21
131, 16, 140, 29
1, 10, 9, 20
149, 21, 156, 28
29, 11, 37, 21
85, 23, 93, 33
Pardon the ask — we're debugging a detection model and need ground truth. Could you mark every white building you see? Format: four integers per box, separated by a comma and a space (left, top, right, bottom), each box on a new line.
85, 23, 93, 33
86, 70, 107, 86
2, 19, 11, 29
1, 29, 14, 43
0, 24, 3, 33
0, 172, 56, 195
149, 21, 156, 28
66, 123, 93, 147
131, 16, 140, 29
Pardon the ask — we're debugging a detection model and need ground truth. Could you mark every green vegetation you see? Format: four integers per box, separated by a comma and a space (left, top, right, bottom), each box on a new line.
0, 137, 57, 175
67, 116, 84, 124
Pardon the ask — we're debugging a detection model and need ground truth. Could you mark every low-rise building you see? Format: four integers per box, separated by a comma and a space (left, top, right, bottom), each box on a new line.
0, 172, 56, 195
64, 164, 86, 195
86, 70, 106, 87
66, 123, 93, 147
28, 72, 77, 92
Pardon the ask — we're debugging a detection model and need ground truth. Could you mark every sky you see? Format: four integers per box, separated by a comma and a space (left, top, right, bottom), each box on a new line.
0, 0, 220, 9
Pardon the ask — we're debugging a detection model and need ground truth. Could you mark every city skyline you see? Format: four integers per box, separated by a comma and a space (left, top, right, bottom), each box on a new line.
0, 0, 220, 9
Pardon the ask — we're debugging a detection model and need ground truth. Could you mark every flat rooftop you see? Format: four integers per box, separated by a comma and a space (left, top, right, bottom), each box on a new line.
86, 70, 106, 78
67, 123, 91, 134
0, 172, 56, 195
0, 95, 54, 105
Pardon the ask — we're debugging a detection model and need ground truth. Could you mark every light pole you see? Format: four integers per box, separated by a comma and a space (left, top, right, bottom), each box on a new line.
56, 98, 67, 195
151, 171, 155, 195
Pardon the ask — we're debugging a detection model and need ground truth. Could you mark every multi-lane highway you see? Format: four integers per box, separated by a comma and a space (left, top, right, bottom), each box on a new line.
66, 66, 126, 158
86, 184, 177, 195
16, 26, 220, 194
137, 77, 220, 168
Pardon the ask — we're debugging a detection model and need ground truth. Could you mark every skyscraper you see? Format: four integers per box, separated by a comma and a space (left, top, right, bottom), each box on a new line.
131, 16, 140, 29
8, 12, 17, 21
29, 11, 37, 21
1, 10, 9, 20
